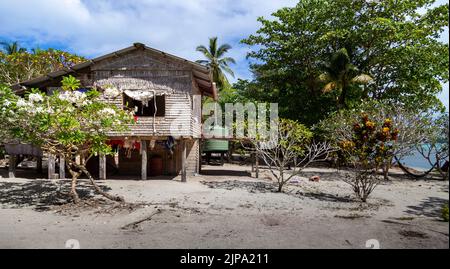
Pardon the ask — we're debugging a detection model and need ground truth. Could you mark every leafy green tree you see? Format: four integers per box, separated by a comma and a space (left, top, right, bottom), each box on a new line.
0, 76, 134, 203
0, 41, 27, 55
196, 37, 236, 90
0, 48, 85, 85
242, 0, 449, 125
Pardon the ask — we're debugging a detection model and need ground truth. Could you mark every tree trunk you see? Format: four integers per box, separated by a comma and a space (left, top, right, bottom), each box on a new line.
338, 81, 348, 108
79, 165, 124, 202
277, 184, 283, 193
278, 169, 284, 192
70, 175, 80, 203
383, 159, 392, 181
67, 166, 80, 203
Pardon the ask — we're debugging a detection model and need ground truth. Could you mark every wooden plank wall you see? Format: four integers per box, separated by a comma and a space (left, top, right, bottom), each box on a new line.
83, 49, 196, 138
68, 49, 203, 176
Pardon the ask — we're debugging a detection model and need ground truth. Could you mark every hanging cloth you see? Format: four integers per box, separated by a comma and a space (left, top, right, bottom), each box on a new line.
149, 139, 156, 150
164, 136, 175, 155
123, 90, 166, 107
124, 89, 154, 107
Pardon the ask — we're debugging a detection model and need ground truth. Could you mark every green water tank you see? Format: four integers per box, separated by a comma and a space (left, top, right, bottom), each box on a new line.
203, 126, 229, 152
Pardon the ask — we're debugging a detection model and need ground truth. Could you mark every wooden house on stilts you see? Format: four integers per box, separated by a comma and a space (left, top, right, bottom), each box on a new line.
10, 43, 218, 181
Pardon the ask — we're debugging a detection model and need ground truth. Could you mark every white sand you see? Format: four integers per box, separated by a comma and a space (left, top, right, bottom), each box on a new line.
0, 164, 448, 249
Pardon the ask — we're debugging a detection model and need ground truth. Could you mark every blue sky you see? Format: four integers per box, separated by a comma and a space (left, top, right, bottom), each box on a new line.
0, 0, 448, 110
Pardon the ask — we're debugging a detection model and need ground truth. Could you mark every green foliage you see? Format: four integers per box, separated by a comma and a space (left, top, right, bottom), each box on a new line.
338, 113, 399, 202
340, 114, 398, 169
0, 41, 27, 55
319, 48, 373, 108
241, 0, 449, 125
314, 100, 438, 160
277, 118, 313, 155
1, 76, 134, 201
61, 75, 81, 91
0, 47, 86, 85
246, 117, 332, 193
0, 76, 134, 157
196, 37, 236, 90
442, 204, 449, 222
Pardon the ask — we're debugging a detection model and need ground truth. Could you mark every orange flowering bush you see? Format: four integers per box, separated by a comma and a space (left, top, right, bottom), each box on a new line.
340, 113, 399, 202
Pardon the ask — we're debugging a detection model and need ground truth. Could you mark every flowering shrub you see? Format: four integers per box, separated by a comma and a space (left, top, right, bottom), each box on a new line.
346, 114, 399, 167
340, 113, 398, 202
0, 76, 135, 203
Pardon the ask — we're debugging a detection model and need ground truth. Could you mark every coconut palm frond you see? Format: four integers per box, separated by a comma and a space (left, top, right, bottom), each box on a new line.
0, 41, 27, 55
322, 82, 337, 93
219, 57, 236, 65
196, 37, 236, 90
196, 60, 210, 66
318, 47, 372, 107
217, 44, 232, 58
351, 74, 374, 84
209, 37, 218, 57
196, 45, 213, 60
220, 64, 235, 78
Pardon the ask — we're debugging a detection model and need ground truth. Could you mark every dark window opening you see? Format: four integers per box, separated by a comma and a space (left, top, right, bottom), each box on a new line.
123, 94, 166, 117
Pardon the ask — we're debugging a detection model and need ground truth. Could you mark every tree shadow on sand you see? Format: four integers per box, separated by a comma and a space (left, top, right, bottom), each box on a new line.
0, 180, 111, 211
202, 180, 354, 203
405, 197, 449, 218
295, 191, 354, 203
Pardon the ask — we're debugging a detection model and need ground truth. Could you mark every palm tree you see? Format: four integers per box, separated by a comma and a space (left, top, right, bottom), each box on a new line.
319, 48, 373, 108
31, 47, 45, 54
196, 37, 236, 90
0, 41, 27, 54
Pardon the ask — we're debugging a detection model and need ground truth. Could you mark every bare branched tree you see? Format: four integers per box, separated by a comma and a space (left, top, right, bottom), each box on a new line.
245, 119, 334, 192
415, 113, 449, 180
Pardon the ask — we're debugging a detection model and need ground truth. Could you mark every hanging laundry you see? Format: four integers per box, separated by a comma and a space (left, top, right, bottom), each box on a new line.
149, 139, 156, 150
123, 139, 135, 159
164, 136, 175, 155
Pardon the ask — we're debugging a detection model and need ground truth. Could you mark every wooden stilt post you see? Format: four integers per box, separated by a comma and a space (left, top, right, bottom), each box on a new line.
181, 140, 187, 182
59, 155, 65, 179
141, 140, 147, 180
48, 154, 56, 179
99, 154, 106, 180
255, 151, 259, 179
198, 139, 203, 174
8, 154, 16, 178
251, 152, 255, 172
36, 156, 43, 174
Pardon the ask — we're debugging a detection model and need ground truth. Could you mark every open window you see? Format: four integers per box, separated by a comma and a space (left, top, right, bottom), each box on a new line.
123, 92, 165, 117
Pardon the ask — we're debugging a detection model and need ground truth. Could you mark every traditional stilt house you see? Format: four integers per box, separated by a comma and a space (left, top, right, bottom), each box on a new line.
11, 43, 217, 181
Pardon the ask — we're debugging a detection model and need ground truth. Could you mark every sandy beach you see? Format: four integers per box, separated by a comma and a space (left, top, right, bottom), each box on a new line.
0, 164, 448, 249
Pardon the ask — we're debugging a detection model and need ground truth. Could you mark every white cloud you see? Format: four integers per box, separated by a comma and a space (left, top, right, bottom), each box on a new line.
0, 0, 448, 110
0, 0, 295, 75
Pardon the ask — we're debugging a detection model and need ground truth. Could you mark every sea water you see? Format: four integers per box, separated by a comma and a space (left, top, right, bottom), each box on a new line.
400, 144, 446, 171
